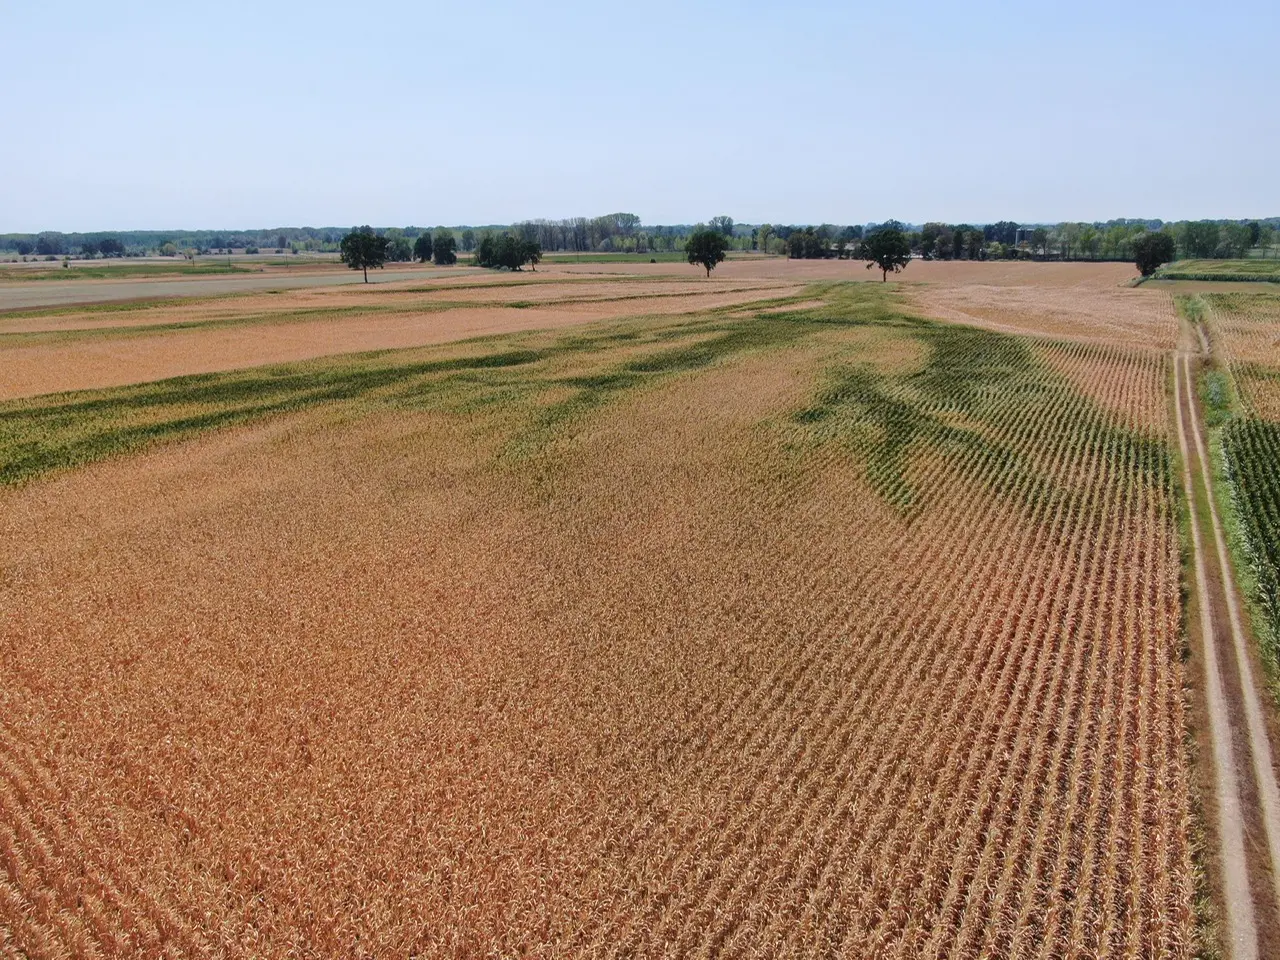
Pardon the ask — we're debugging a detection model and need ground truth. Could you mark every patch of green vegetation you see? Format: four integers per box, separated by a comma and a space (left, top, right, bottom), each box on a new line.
792, 322, 1168, 517
1220, 419, 1280, 665
1156, 259, 1280, 283
0, 297, 195, 323
0, 348, 550, 485
0, 262, 254, 282
1199, 370, 1234, 427
1178, 294, 1207, 325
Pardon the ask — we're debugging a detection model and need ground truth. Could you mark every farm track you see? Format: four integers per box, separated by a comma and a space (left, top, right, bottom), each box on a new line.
1175, 334, 1280, 958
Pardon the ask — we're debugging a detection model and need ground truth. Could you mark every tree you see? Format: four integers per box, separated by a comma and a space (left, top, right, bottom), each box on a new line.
787, 229, 828, 259
413, 232, 433, 263
1218, 223, 1252, 258
1031, 227, 1049, 258
461, 228, 476, 252
339, 226, 390, 282
685, 229, 728, 276
1077, 225, 1099, 260
757, 223, 774, 253
860, 224, 912, 281
920, 223, 946, 260
984, 221, 1019, 246
709, 215, 735, 238
1180, 221, 1220, 259
386, 237, 413, 262
432, 231, 457, 265
934, 229, 953, 260
1261, 225, 1278, 257
1134, 231, 1176, 277
1248, 221, 1262, 248
475, 233, 541, 270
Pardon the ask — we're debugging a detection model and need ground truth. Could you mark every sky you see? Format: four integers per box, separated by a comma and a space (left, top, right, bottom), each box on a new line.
1, 1, 1277, 232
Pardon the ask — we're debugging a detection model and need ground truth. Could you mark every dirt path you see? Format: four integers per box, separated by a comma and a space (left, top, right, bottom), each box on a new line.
1176, 331, 1280, 958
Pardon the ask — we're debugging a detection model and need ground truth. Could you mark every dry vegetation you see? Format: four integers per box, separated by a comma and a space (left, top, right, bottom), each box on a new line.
0, 276, 800, 400
1201, 290, 1280, 420
908, 282, 1178, 350
0, 268, 1199, 957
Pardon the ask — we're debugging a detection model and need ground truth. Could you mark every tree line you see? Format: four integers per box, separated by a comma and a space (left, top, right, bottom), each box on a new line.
779, 218, 1278, 263
685, 222, 911, 281
5, 216, 1277, 264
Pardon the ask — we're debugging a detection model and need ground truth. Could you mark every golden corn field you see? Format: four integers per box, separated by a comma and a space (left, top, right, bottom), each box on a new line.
0, 264, 1202, 957
1199, 290, 1280, 420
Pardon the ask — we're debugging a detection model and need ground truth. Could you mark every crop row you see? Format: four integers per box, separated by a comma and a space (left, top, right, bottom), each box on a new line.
1223, 418, 1280, 650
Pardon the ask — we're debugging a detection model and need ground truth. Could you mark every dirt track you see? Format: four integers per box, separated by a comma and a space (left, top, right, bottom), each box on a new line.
1175, 334, 1280, 958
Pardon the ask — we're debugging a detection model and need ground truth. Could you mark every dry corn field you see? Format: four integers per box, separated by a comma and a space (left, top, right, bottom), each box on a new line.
1199, 290, 1280, 420
0, 266, 1203, 957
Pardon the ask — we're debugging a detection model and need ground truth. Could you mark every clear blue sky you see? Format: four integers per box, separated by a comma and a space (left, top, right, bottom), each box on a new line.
2, 1, 1276, 232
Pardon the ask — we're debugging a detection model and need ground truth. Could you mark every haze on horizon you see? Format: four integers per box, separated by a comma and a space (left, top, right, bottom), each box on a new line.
1, 0, 1276, 234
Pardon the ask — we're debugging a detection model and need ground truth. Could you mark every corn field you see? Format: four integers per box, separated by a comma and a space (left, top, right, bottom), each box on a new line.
1208, 290, 1280, 660
0, 284, 1196, 957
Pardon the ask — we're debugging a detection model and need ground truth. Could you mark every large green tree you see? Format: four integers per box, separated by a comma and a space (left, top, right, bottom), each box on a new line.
860, 223, 912, 281
432, 231, 458, 265
1030, 227, 1049, 257
1134, 231, 1177, 276
709, 215, 734, 238
413, 232, 433, 263
1180, 220, 1220, 258
386, 237, 413, 262
339, 227, 390, 282
685, 229, 728, 276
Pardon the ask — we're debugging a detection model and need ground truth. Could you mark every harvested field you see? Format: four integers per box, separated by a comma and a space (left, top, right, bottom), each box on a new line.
546, 257, 1139, 287
908, 280, 1179, 350
0, 281, 1198, 957
0, 279, 804, 400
